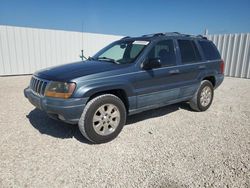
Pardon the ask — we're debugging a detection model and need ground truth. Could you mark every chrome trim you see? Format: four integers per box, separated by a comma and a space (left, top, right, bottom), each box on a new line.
29, 76, 50, 96
40, 81, 44, 95
32, 75, 50, 82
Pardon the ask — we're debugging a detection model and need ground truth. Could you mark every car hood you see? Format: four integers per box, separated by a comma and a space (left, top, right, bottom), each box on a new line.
34, 60, 130, 81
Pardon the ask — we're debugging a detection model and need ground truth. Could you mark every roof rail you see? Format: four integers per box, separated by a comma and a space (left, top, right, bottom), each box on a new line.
142, 33, 165, 37
153, 33, 165, 37
164, 32, 181, 36
196, 35, 208, 39
142, 32, 184, 38
141, 32, 208, 39
121, 36, 130, 40
168, 33, 208, 39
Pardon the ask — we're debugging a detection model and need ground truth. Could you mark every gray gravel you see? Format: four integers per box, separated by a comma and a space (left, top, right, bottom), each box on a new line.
0, 76, 249, 188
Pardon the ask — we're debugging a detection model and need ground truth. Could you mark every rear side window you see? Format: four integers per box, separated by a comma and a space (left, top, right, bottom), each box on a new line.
198, 41, 221, 60
178, 40, 201, 64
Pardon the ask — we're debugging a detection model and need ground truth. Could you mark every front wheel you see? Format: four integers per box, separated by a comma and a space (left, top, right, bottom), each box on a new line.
189, 80, 214, 112
78, 94, 126, 144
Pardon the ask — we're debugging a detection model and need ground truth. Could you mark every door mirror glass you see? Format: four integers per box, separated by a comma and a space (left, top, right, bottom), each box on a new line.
142, 58, 161, 70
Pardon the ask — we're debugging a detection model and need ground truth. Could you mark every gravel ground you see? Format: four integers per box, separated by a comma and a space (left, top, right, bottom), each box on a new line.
0, 76, 249, 188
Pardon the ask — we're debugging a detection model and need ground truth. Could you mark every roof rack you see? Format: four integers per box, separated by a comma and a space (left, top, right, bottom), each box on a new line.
165, 32, 195, 38
142, 33, 165, 37
142, 32, 185, 37
196, 35, 208, 39
164, 32, 181, 36
121, 36, 130, 40
141, 32, 208, 40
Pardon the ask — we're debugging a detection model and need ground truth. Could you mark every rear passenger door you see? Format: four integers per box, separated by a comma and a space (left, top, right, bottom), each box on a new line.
176, 39, 203, 98
135, 39, 182, 108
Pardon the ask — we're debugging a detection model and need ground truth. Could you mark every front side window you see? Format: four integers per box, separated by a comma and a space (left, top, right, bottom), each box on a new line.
147, 40, 176, 67
93, 40, 149, 64
178, 40, 201, 64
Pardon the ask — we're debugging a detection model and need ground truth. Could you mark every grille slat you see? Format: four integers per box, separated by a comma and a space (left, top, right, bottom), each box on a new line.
35, 80, 40, 93
34, 79, 38, 92
41, 82, 47, 95
32, 79, 35, 90
31, 78, 35, 91
39, 82, 44, 95
33, 79, 36, 91
30, 77, 48, 96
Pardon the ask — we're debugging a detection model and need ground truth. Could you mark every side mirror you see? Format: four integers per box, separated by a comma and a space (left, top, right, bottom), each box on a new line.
120, 43, 127, 49
142, 58, 161, 70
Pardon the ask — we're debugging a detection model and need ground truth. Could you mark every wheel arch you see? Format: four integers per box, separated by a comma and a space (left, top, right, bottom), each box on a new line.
202, 76, 216, 87
86, 89, 129, 112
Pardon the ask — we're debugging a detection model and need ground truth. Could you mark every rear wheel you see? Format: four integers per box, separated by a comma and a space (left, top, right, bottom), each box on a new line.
189, 80, 214, 111
78, 94, 126, 144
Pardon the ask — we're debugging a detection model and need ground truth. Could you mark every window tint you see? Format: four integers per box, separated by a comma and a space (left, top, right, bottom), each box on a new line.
95, 40, 148, 64
148, 40, 176, 67
178, 40, 201, 63
99, 45, 126, 61
130, 44, 145, 59
198, 41, 221, 60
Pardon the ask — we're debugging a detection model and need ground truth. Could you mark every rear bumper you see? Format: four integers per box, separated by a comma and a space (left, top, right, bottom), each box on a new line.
24, 87, 88, 124
215, 74, 224, 89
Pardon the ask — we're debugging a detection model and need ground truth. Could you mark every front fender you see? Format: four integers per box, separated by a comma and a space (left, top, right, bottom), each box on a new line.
73, 80, 134, 98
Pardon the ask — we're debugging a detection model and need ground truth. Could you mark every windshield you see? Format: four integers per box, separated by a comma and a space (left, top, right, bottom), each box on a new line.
92, 40, 149, 64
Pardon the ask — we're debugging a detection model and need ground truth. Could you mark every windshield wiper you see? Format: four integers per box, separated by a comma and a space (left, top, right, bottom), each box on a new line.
96, 57, 118, 64
88, 56, 95, 61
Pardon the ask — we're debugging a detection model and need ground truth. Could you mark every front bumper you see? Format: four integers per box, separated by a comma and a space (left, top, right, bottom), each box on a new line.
24, 87, 88, 124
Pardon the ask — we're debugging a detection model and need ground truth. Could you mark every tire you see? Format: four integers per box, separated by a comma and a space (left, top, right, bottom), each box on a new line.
189, 80, 214, 112
78, 94, 127, 144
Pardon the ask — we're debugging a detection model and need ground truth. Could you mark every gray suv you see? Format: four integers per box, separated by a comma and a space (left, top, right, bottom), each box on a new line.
24, 32, 224, 143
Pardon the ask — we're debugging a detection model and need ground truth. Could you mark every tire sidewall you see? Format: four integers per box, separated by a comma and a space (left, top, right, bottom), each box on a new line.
79, 95, 126, 143
197, 81, 214, 111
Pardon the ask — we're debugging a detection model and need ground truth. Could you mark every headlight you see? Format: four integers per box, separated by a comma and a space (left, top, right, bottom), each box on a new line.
45, 81, 76, 99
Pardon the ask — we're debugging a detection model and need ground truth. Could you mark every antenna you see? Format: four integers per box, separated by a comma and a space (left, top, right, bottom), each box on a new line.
204, 28, 208, 35
80, 21, 87, 61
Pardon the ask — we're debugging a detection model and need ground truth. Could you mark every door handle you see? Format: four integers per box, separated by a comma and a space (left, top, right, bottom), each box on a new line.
198, 65, 206, 69
169, 69, 180, 74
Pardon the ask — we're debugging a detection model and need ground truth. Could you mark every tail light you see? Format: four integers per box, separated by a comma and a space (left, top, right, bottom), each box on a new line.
220, 60, 224, 74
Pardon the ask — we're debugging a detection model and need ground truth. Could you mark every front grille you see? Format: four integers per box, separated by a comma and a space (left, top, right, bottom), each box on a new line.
30, 76, 49, 96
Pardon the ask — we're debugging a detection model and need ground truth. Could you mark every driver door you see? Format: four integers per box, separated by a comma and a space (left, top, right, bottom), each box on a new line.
135, 39, 181, 108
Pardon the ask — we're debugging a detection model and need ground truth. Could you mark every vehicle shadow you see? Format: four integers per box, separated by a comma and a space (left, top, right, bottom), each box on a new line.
126, 102, 192, 125
26, 109, 91, 144
26, 102, 192, 143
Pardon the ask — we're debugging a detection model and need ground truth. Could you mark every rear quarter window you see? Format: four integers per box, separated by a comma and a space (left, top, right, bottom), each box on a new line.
198, 41, 221, 60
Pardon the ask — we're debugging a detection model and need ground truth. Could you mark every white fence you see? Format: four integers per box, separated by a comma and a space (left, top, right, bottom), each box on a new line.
0, 25, 122, 75
207, 33, 250, 79
0, 25, 249, 78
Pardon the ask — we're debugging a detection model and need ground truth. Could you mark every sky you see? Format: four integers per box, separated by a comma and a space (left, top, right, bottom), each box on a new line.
0, 0, 250, 36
